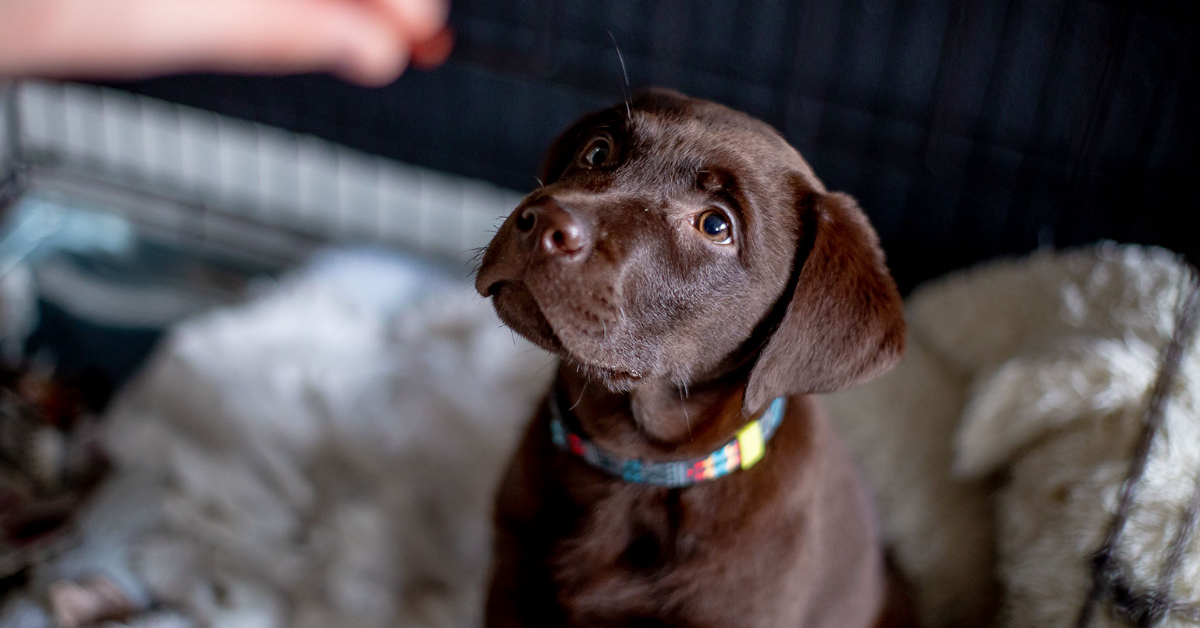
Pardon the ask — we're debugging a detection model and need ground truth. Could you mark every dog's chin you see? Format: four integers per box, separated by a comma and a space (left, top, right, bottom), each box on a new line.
490, 283, 648, 389
490, 282, 564, 354
563, 359, 644, 391
555, 333, 649, 390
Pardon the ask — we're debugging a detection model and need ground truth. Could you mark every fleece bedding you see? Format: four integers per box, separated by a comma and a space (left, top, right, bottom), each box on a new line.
2, 243, 1197, 628
1, 250, 553, 628
826, 243, 1200, 627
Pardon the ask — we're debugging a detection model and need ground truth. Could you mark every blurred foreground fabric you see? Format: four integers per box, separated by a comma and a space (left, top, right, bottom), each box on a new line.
3, 244, 1199, 628
0, 250, 553, 628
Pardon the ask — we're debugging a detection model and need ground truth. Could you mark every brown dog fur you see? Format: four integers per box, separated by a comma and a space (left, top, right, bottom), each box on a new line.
475, 89, 909, 628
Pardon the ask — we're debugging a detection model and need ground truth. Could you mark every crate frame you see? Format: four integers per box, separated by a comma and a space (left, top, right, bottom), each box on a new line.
0, 79, 521, 272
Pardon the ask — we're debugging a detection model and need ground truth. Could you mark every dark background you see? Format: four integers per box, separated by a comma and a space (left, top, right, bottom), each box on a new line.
106, 0, 1200, 293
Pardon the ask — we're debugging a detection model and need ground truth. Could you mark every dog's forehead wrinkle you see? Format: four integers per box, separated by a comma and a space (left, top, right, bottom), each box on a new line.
633, 108, 793, 166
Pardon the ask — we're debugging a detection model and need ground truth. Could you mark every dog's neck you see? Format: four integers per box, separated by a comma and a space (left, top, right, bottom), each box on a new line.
557, 362, 756, 460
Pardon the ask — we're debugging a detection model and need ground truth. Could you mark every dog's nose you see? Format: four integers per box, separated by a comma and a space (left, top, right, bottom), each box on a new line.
516, 199, 588, 257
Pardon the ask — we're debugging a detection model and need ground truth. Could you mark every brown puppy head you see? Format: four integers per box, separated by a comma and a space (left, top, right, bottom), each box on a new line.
475, 89, 905, 414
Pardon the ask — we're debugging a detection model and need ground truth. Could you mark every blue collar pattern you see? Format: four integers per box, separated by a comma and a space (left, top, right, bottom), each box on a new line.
548, 394, 787, 487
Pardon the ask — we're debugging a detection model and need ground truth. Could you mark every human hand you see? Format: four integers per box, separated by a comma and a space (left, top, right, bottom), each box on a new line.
0, 0, 452, 86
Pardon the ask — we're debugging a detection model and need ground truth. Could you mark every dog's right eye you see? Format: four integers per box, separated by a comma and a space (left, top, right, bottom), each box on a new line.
578, 134, 613, 169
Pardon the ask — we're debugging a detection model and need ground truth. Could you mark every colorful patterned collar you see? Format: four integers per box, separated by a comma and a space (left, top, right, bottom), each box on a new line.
548, 393, 787, 487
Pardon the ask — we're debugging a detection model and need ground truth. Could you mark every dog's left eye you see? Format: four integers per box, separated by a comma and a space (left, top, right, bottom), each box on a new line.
696, 210, 733, 244
578, 135, 613, 168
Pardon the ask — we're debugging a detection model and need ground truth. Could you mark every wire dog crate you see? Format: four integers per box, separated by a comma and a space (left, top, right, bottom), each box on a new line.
0, 79, 521, 383
1, 80, 520, 265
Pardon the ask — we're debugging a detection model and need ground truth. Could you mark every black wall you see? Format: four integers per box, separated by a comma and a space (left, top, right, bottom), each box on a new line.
109, 0, 1200, 292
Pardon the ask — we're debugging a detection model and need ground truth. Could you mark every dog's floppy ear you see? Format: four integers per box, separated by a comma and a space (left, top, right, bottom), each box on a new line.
743, 191, 906, 414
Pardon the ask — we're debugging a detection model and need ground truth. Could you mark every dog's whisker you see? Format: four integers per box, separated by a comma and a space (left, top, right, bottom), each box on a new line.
569, 381, 588, 411
607, 30, 632, 121
678, 386, 693, 440
465, 253, 486, 270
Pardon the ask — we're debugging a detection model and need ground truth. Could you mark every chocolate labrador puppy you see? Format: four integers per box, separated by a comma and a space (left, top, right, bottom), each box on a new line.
475, 88, 908, 628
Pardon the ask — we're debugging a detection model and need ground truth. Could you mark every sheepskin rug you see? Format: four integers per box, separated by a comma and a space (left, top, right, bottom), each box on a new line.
0, 250, 554, 628
3, 243, 1198, 628
826, 242, 1200, 627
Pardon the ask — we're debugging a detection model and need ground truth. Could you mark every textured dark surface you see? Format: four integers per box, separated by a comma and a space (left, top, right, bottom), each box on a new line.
105, 0, 1200, 292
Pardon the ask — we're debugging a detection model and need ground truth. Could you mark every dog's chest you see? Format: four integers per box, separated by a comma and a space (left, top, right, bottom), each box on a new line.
550, 482, 805, 627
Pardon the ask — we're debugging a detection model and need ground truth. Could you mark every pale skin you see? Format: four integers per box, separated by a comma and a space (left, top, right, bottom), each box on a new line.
0, 0, 452, 85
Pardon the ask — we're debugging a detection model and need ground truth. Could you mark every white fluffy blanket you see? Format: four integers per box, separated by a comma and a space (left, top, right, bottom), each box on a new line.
2, 250, 553, 628
4, 243, 1198, 628
826, 243, 1200, 627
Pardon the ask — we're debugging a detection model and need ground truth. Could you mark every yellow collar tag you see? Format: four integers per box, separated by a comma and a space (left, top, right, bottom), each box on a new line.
737, 420, 766, 470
